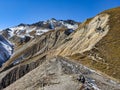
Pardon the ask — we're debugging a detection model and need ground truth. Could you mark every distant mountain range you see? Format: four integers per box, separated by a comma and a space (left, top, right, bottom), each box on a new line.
0, 7, 120, 90
0, 19, 79, 66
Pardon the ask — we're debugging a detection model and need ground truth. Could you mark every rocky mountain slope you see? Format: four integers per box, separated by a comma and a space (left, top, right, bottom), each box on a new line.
0, 19, 78, 66
0, 7, 120, 90
0, 35, 13, 67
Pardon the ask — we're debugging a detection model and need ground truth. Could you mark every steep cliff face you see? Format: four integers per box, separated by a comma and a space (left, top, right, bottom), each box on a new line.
55, 14, 109, 56
0, 35, 13, 67
0, 7, 120, 90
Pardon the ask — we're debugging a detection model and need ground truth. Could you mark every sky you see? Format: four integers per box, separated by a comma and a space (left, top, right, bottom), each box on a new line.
0, 0, 120, 30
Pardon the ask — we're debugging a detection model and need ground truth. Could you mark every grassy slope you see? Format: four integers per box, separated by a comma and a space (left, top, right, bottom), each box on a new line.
70, 7, 120, 81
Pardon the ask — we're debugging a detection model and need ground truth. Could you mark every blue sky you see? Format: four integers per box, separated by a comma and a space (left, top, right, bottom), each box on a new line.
0, 0, 120, 30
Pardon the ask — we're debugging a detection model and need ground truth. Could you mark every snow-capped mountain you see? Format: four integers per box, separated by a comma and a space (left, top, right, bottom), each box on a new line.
0, 19, 78, 67
1, 18, 78, 39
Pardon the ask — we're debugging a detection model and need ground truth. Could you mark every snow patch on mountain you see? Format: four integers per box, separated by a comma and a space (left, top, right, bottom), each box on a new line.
36, 29, 49, 35
64, 23, 78, 30
0, 35, 14, 67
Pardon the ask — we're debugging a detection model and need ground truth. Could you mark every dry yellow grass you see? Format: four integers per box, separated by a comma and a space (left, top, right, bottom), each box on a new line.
69, 7, 120, 81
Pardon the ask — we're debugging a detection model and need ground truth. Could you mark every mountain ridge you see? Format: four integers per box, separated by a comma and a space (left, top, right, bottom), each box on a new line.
0, 7, 120, 90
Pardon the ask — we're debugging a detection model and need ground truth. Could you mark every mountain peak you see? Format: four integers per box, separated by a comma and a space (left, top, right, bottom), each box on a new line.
50, 18, 57, 21
17, 23, 29, 27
